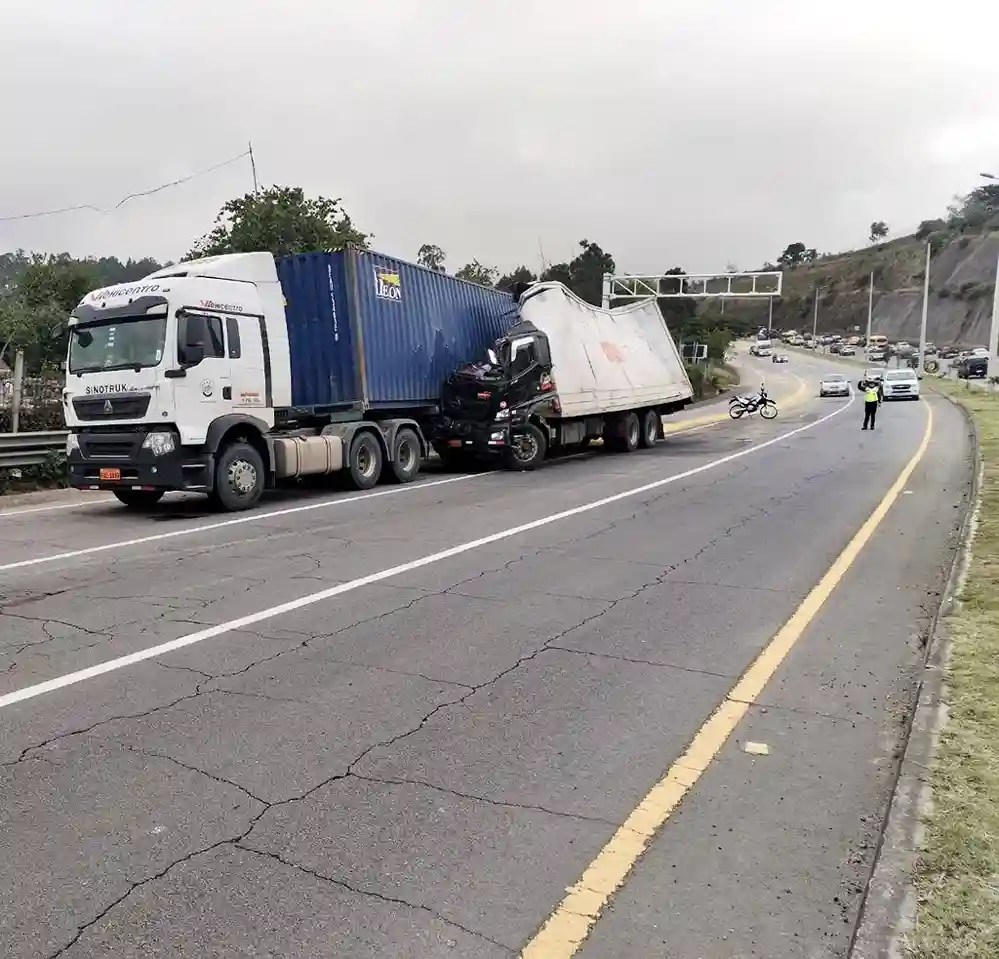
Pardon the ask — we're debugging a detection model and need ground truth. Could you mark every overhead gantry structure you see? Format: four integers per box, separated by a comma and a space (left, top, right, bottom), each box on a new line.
601, 270, 784, 314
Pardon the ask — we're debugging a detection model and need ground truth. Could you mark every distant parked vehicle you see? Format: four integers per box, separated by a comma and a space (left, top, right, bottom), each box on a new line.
957, 355, 988, 379
819, 373, 850, 397
882, 368, 920, 400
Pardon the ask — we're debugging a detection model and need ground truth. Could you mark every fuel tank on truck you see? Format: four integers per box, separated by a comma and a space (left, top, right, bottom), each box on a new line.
276, 249, 517, 411
517, 281, 694, 418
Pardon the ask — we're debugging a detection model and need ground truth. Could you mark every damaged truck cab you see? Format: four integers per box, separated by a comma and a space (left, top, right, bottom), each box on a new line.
434, 282, 695, 469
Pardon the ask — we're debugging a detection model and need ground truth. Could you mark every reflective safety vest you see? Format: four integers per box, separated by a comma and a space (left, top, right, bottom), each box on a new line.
864, 386, 879, 403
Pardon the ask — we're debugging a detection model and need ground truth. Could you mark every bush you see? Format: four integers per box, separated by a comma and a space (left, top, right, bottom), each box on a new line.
917, 218, 946, 239
928, 230, 950, 254
686, 363, 706, 398
0, 451, 67, 495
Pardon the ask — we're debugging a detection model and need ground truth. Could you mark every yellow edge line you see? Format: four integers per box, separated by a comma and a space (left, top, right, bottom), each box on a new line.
520, 399, 935, 958
663, 372, 809, 436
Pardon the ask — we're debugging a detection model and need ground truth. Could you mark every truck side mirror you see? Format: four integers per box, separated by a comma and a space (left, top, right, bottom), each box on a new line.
178, 312, 206, 367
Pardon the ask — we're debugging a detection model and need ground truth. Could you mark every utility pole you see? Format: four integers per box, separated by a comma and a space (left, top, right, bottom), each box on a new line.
768, 296, 773, 331
812, 286, 820, 345
865, 271, 874, 348
989, 244, 999, 382
248, 141, 259, 192
917, 241, 931, 375
10, 350, 24, 433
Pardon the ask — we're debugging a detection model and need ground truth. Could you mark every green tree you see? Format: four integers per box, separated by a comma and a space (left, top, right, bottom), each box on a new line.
0, 255, 105, 368
869, 220, 889, 243
704, 328, 732, 362
656, 267, 698, 335
417, 244, 446, 272
16, 254, 102, 313
496, 265, 537, 292
541, 239, 615, 305
0, 293, 67, 369
454, 259, 498, 286
539, 261, 572, 286
186, 185, 371, 260
777, 242, 809, 267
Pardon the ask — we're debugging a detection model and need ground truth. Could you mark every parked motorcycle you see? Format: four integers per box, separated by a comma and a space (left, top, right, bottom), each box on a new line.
729, 384, 779, 419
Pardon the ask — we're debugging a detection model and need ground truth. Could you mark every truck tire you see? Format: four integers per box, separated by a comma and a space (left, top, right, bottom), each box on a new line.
504, 422, 547, 470
113, 489, 164, 510
211, 441, 265, 511
388, 427, 421, 483
606, 412, 640, 453
638, 410, 660, 449
346, 431, 383, 490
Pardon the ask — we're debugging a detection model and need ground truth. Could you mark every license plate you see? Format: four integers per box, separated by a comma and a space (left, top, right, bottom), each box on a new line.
99, 468, 121, 481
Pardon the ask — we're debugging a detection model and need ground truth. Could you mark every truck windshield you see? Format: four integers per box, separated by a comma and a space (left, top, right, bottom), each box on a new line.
69, 316, 167, 374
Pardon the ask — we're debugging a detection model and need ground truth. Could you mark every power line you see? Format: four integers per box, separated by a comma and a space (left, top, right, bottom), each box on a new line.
0, 148, 253, 223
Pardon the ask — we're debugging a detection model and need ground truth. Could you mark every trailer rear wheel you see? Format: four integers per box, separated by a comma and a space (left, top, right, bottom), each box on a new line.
346, 431, 383, 490
388, 428, 421, 483
638, 410, 660, 449
211, 442, 265, 511
606, 412, 640, 453
505, 423, 547, 470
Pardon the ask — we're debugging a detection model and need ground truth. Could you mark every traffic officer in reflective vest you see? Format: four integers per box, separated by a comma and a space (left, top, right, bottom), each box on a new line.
859, 376, 883, 430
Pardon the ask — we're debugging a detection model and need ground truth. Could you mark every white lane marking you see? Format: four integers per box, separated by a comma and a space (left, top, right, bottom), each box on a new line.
0, 498, 117, 519
0, 396, 853, 710
0, 473, 489, 573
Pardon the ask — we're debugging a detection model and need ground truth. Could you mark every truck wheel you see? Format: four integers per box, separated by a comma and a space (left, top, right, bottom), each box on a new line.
504, 423, 547, 470
211, 442, 265, 511
388, 428, 421, 483
113, 489, 164, 510
606, 412, 640, 453
346, 431, 383, 490
638, 410, 660, 449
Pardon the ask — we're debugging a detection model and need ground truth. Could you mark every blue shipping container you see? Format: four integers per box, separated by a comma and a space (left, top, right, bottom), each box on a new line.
276, 249, 517, 410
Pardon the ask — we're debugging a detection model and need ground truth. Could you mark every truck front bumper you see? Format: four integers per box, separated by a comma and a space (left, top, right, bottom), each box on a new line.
431, 416, 509, 455
68, 430, 214, 492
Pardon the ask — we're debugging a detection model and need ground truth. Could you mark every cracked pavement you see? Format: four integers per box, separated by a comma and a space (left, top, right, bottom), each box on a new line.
0, 355, 975, 958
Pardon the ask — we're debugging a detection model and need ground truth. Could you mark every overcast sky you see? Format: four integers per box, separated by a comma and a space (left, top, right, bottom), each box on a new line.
1, 0, 997, 277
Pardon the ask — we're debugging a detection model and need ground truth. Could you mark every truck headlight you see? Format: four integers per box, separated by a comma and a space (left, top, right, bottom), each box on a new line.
66, 433, 79, 455
494, 407, 510, 421
141, 431, 177, 456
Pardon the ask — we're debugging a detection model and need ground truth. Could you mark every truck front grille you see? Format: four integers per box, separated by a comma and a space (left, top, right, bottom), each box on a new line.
72, 393, 151, 421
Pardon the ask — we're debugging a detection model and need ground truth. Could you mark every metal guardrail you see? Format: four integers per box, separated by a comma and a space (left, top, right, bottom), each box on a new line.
0, 431, 68, 468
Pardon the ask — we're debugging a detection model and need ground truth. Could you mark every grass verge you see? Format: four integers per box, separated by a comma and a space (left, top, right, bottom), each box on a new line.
906, 381, 999, 958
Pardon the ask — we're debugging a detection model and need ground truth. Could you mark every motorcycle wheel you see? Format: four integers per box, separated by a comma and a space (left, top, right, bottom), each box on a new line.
729, 405, 745, 419
760, 401, 778, 419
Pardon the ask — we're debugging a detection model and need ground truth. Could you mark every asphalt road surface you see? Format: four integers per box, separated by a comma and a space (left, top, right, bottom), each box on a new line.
0, 352, 973, 958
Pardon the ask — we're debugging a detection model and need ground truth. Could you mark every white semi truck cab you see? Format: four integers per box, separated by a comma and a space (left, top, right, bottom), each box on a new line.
63, 252, 447, 510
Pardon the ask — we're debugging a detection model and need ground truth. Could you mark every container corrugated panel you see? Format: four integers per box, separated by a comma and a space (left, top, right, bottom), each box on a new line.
350, 249, 516, 407
277, 251, 361, 408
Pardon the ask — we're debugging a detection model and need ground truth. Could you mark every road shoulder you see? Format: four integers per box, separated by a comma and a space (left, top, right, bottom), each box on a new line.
850, 385, 981, 958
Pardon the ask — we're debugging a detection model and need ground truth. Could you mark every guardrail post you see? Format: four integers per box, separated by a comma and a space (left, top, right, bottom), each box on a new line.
11, 350, 24, 433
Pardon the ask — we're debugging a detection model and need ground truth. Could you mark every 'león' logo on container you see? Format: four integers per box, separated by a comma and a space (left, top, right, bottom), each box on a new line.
374, 268, 402, 301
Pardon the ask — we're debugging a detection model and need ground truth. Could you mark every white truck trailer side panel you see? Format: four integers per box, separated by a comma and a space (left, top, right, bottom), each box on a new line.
519, 282, 694, 419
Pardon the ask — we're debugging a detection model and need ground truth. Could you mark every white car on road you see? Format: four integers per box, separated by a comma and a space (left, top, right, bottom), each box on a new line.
882, 368, 920, 400
819, 373, 850, 397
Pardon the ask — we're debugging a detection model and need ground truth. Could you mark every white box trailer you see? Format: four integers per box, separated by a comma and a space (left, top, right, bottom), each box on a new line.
436, 281, 695, 468
520, 282, 693, 418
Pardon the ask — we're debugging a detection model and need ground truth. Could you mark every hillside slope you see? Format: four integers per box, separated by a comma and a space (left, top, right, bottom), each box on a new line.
701, 228, 999, 348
